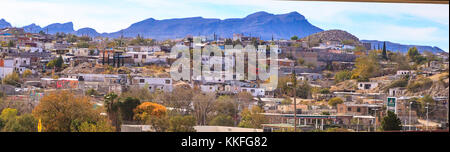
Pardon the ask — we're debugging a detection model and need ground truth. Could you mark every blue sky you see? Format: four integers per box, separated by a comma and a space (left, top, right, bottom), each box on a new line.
1, 0, 448, 52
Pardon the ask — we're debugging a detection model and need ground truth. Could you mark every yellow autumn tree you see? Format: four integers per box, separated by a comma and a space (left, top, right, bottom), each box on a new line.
32, 91, 114, 132
133, 102, 167, 123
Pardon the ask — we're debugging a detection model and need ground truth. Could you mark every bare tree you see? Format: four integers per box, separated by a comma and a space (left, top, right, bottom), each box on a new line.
192, 93, 216, 125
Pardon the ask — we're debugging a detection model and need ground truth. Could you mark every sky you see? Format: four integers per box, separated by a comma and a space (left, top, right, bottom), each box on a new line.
1, 0, 448, 52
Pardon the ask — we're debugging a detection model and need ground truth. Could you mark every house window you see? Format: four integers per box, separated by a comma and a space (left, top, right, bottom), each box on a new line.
140, 79, 145, 83
347, 107, 352, 111
357, 108, 361, 112
251, 89, 255, 93
134, 54, 138, 58
165, 80, 170, 84
364, 84, 371, 89
142, 55, 147, 59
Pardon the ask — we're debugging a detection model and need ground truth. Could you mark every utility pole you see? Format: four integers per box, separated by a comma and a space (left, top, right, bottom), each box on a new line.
373, 108, 378, 132
235, 98, 240, 127
288, 65, 297, 132
409, 102, 412, 131
426, 103, 429, 131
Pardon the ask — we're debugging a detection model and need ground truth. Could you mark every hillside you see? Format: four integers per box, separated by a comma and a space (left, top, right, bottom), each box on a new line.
301, 29, 360, 44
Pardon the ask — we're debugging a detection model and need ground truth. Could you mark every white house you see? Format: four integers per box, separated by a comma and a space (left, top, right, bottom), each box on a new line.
240, 87, 265, 97
297, 73, 323, 81
133, 77, 173, 92
357, 82, 378, 90
200, 84, 219, 93
70, 48, 91, 56
396, 70, 416, 77
389, 87, 406, 97
126, 52, 168, 65
0, 67, 14, 79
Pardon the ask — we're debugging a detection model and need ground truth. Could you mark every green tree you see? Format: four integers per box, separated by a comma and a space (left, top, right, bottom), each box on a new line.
352, 52, 381, 82
381, 111, 402, 131
3, 114, 38, 132
214, 96, 238, 117
382, 41, 387, 60
167, 115, 196, 132
291, 36, 299, 40
209, 114, 234, 126
296, 80, 311, 99
1, 108, 38, 132
7, 40, 14, 47
78, 119, 115, 132
280, 98, 292, 105
407, 47, 426, 64
328, 97, 344, 108
55, 55, 64, 69
418, 95, 436, 106
104, 93, 121, 131
118, 97, 141, 122
238, 106, 266, 129
22, 69, 32, 78
334, 70, 352, 83
2, 72, 20, 86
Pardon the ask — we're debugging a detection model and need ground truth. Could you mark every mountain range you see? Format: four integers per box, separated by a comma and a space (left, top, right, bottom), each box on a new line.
0, 11, 446, 53
361, 40, 445, 54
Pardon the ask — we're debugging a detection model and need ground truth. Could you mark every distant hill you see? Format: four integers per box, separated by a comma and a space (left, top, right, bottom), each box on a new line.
361, 40, 445, 54
75, 28, 100, 37
103, 11, 323, 40
0, 19, 12, 29
10, 11, 323, 40
43, 22, 75, 34
301, 29, 360, 44
23, 23, 42, 33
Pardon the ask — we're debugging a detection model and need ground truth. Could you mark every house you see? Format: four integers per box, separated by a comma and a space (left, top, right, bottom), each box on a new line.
389, 87, 407, 97
127, 46, 161, 53
126, 52, 168, 65
132, 77, 173, 92
0, 58, 15, 79
357, 82, 378, 90
396, 70, 416, 77
337, 102, 382, 116
200, 84, 219, 93
297, 73, 322, 81
70, 48, 91, 56
233, 33, 243, 41
240, 87, 265, 97
277, 103, 309, 114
